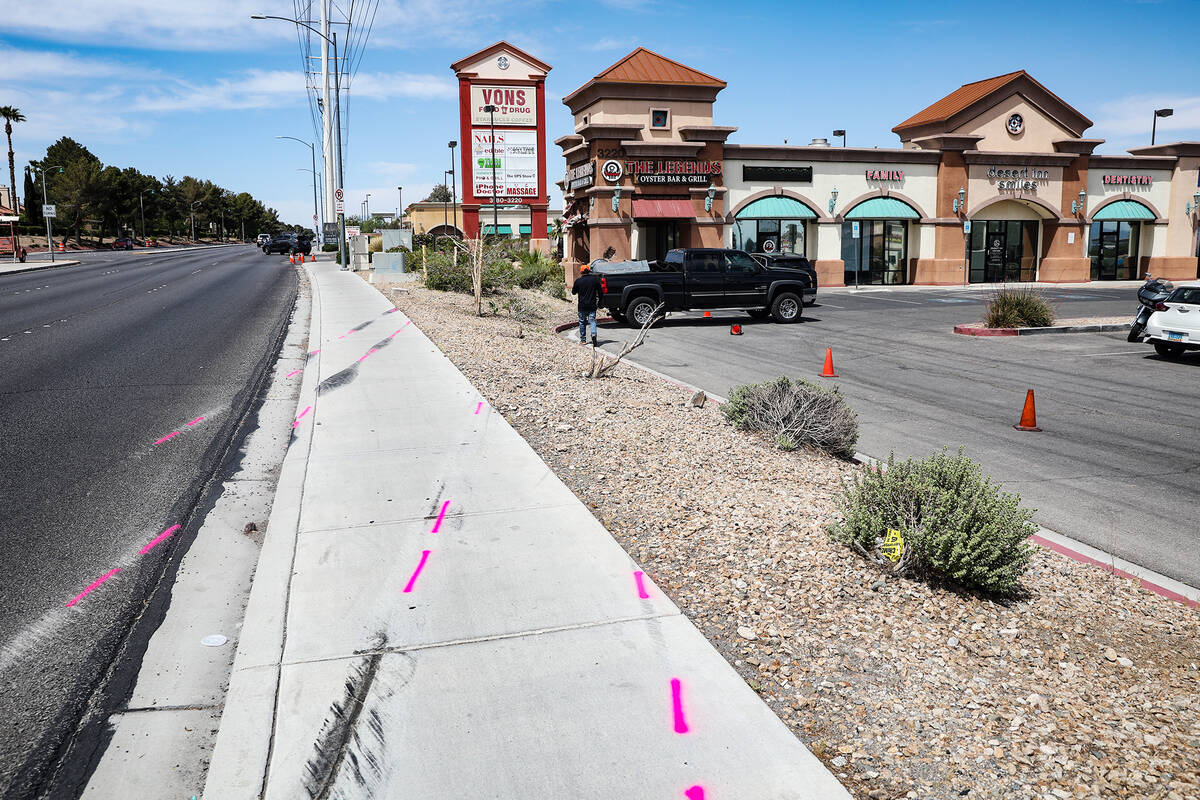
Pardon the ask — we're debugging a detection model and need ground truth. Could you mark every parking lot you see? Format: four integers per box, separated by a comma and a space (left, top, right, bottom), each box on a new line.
591, 284, 1200, 587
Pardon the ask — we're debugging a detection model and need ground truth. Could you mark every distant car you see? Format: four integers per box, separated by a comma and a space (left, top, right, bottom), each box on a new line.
1143, 281, 1200, 359
262, 233, 312, 255
750, 252, 818, 304
112, 237, 134, 250
256, 233, 271, 247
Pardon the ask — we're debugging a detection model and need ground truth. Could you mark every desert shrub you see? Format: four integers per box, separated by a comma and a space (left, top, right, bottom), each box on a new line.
369, 237, 383, 253
828, 449, 1037, 596
421, 245, 521, 294
984, 287, 1055, 328
513, 250, 559, 288
721, 376, 858, 459
544, 280, 567, 300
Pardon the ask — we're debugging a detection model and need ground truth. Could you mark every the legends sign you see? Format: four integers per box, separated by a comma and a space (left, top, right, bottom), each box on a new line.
566, 161, 595, 191
626, 160, 722, 186
471, 85, 536, 126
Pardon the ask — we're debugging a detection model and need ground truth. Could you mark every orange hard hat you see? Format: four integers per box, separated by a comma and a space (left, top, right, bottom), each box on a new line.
580, 264, 591, 273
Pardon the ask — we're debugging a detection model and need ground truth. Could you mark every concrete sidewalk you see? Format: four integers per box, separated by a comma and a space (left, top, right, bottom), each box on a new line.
203, 261, 848, 799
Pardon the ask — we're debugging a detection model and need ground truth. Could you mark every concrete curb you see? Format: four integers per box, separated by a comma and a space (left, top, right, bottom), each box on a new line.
953, 322, 1132, 336
0, 259, 82, 277
202, 267, 319, 798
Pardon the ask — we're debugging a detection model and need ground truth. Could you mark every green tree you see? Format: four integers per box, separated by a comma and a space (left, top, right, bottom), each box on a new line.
23, 167, 40, 228
1, 106, 25, 213
424, 183, 452, 202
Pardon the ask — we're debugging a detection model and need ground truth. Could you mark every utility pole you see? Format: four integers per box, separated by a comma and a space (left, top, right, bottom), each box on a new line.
37, 166, 63, 262
320, 0, 334, 221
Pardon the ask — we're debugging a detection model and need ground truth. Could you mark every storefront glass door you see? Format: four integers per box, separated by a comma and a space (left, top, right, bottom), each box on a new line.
841, 220, 907, 285
644, 222, 679, 263
968, 221, 1039, 283
1088, 221, 1139, 280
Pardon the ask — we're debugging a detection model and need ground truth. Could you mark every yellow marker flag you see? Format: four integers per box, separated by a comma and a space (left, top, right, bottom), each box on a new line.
881, 528, 904, 562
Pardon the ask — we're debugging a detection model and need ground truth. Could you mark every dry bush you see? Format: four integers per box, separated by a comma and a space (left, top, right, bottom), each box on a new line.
721, 376, 858, 459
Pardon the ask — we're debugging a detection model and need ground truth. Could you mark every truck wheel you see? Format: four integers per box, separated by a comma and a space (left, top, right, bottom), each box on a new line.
770, 292, 803, 323
626, 296, 660, 328
1154, 342, 1184, 358
609, 308, 625, 323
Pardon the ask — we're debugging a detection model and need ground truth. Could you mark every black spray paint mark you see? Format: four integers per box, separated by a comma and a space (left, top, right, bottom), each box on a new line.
317, 363, 359, 395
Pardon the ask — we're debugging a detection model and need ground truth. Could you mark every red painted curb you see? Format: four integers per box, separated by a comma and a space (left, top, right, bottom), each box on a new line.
954, 324, 1018, 336
1031, 534, 1198, 609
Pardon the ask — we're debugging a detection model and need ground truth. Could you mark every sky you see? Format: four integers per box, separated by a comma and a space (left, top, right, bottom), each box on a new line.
3, 0, 1199, 229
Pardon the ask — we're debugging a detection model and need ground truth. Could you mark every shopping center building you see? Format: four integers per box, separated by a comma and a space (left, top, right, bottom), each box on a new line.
557, 51, 1200, 286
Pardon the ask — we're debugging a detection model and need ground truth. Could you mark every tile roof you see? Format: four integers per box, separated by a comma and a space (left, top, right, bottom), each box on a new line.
893, 71, 1029, 132
592, 48, 725, 87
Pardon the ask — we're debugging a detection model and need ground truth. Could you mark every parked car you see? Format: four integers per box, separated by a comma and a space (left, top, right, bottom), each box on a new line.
593, 248, 813, 327
1142, 281, 1200, 358
750, 252, 818, 304
262, 233, 312, 255
256, 233, 271, 247
112, 237, 134, 250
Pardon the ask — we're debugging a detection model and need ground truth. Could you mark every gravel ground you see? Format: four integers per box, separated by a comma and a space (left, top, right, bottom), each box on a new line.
378, 279, 1199, 800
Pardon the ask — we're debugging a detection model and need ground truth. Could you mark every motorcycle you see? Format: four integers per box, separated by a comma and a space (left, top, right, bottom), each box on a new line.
1128, 277, 1175, 342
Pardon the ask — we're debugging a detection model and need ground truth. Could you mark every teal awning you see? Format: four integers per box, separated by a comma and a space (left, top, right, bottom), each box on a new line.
735, 196, 817, 219
482, 225, 512, 234
518, 224, 532, 234
1093, 200, 1154, 220
844, 197, 919, 219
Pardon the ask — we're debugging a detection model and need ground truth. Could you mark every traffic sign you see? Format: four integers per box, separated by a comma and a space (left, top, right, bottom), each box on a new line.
334, 188, 344, 202
335, 201, 344, 215
43, 204, 57, 219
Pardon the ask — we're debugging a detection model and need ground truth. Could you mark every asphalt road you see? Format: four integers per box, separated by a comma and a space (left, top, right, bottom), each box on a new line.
593, 285, 1200, 587
0, 245, 297, 797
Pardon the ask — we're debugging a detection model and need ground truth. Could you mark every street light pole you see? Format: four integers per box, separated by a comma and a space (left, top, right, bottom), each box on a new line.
191, 201, 201, 242
1151, 108, 1173, 145
483, 105, 500, 235
397, 186, 403, 228
251, 15, 344, 268
448, 140, 457, 234
34, 165, 64, 261
278, 136, 319, 239
139, 191, 147, 242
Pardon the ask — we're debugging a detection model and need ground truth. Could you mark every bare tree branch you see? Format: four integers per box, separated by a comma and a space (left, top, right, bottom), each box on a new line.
587, 302, 664, 378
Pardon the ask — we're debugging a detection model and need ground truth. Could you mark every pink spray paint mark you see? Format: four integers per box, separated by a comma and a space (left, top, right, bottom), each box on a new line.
186, 416, 205, 427
633, 570, 651, 599
385, 307, 398, 314
285, 369, 302, 378
140, 524, 181, 554
154, 431, 179, 445
684, 786, 706, 800
402, 550, 431, 593
474, 401, 483, 415
357, 347, 378, 363
671, 678, 690, 733
66, 568, 121, 607
292, 406, 312, 428
430, 501, 450, 533
308, 349, 321, 356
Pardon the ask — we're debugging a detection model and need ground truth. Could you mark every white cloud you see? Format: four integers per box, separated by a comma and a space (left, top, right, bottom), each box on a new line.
1094, 94, 1200, 138
586, 37, 634, 52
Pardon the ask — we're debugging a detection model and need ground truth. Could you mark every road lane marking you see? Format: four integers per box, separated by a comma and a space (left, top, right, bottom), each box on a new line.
66, 568, 121, 607
154, 431, 180, 445
140, 524, 181, 554
430, 501, 450, 533
865, 295, 923, 305
633, 571, 651, 599
671, 678, 690, 733
402, 550, 432, 593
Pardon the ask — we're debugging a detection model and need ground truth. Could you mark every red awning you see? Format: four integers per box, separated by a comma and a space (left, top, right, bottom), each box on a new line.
632, 198, 694, 219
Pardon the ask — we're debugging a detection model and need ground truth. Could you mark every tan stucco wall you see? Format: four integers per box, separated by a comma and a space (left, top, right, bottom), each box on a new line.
461, 52, 547, 80
954, 94, 1076, 152
967, 165, 1063, 217
1164, 158, 1200, 258
574, 99, 714, 136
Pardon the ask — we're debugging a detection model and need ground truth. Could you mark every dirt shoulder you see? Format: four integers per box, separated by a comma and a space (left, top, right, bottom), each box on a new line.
378, 280, 1200, 800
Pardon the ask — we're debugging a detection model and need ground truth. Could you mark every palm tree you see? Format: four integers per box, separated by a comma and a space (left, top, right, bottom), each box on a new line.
0, 106, 26, 213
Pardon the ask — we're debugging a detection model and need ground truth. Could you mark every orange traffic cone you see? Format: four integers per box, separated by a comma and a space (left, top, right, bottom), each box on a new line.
820, 347, 838, 378
289, 254, 295, 265
299, 253, 305, 263
730, 324, 743, 335
703, 311, 712, 318
57, 240, 65, 252
1014, 389, 1042, 431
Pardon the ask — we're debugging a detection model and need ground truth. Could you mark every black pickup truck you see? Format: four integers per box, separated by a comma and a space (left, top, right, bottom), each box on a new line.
594, 248, 816, 327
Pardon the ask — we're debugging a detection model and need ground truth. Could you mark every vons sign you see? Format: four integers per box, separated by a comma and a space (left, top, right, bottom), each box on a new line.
470, 86, 536, 126
625, 160, 722, 185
